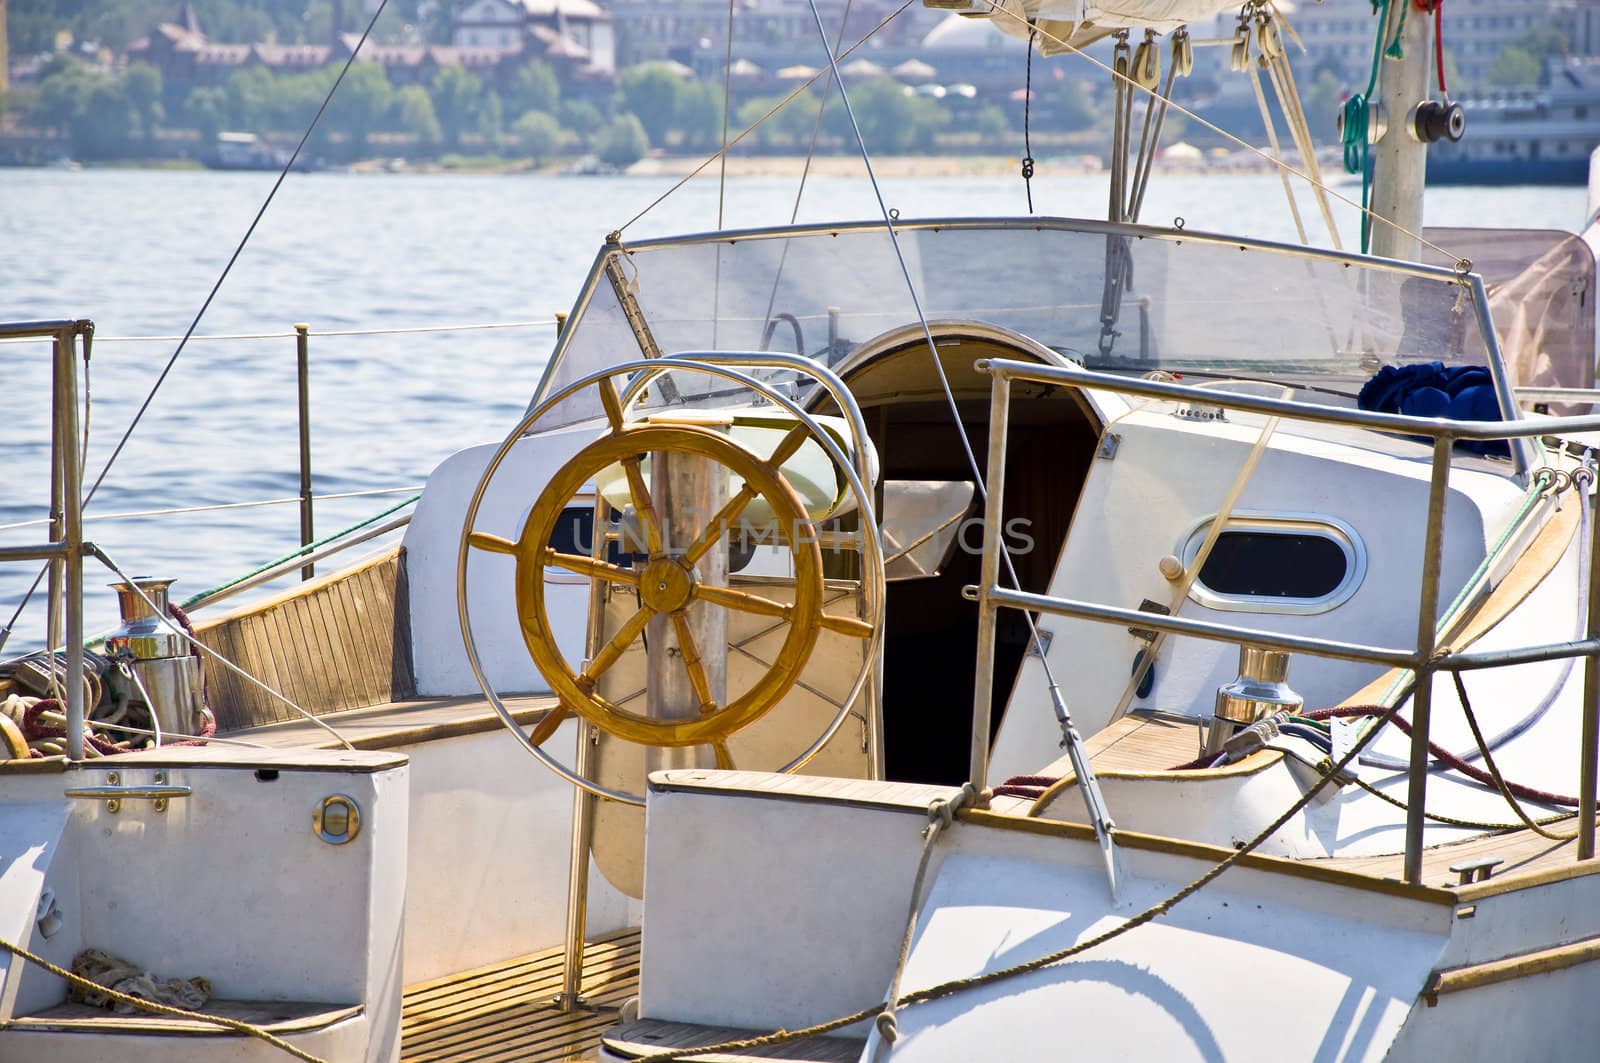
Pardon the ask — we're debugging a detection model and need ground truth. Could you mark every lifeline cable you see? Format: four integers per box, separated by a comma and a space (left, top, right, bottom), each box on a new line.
82, 0, 393, 510
3, 0, 396, 647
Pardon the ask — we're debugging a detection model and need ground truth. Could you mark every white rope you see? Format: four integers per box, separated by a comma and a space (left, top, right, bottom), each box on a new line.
1261, 22, 1342, 249
1247, 58, 1309, 245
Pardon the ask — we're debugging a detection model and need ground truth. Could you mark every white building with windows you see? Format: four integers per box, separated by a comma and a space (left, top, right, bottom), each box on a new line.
451, 0, 615, 75
1290, 0, 1598, 88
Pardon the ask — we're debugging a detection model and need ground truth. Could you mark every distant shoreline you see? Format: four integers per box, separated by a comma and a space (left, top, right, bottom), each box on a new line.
8, 152, 1313, 178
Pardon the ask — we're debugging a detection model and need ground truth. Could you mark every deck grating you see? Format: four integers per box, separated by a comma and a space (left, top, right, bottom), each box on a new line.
401, 929, 640, 1063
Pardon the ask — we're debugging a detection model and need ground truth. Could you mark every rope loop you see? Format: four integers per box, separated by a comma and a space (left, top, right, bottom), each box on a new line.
875, 1011, 899, 1043
1340, 95, 1369, 174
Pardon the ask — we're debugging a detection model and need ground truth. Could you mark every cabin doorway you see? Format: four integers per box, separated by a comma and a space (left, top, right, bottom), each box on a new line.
826, 328, 1102, 785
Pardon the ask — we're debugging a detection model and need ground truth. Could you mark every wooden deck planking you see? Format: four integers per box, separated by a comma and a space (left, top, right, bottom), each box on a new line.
194, 550, 410, 730
603, 1019, 864, 1062
228, 693, 558, 751
1031, 715, 1594, 897
401, 930, 640, 1063
1030, 711, 1206, 783
1316, 823, 1579, 889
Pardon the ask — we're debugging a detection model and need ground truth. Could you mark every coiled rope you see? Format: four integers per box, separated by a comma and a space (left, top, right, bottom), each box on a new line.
0, 935, 327, 1063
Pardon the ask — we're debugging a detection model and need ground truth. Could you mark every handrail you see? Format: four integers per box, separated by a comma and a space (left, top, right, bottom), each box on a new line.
0, 320, 91, 758
979, 357, 1600, 442
971, 358, 1600, 883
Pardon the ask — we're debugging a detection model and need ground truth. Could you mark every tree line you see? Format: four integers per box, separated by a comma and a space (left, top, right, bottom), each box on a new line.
4, 39, 1111, 166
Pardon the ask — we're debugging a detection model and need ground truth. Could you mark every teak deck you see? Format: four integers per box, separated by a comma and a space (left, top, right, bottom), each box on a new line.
401, 929, 640, 1063
1037, 711, 1599, 898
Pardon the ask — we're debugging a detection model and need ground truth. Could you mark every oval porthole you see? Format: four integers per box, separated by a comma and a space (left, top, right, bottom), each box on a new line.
1178, 514, 1365, 615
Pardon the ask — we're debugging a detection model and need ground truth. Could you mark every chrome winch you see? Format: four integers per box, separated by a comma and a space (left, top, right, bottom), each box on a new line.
1204, 646, 1302, 759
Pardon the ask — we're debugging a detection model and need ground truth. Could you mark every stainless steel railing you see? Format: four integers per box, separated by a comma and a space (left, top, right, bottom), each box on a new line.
971, 356, 1600, 883
1, 317, 558, 578
0, 320, 93, 759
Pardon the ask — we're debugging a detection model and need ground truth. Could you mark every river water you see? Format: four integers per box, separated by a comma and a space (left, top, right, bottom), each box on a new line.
0, 166, 1589, 648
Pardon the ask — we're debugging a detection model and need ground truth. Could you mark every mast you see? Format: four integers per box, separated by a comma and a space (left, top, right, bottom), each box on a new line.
1368, 1, 1434, 262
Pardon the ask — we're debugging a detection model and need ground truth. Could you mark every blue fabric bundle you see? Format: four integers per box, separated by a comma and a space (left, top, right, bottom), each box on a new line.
1357, 362, 1509, 456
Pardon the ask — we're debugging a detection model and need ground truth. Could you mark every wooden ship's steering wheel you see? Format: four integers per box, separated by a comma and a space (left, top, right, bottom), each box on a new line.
458, 361, 881, 804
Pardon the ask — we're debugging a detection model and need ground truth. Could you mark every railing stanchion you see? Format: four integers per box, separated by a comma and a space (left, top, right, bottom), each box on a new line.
969, 374, 1012, 789
55, 324, 86, 760
1579, 473, 1600, 859
1404, 436, 1454, 884
295, 323, 314, 581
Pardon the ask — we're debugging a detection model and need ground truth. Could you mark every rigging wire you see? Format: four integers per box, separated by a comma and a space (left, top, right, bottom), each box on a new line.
1021, 23, 1037, 213
1, 1, 392, 654
83, 0, 392, 511
802, 0, 1124, 894
718, 0, 736, 230
982, 1, 1466, 266
757, 0, 857, 340
614, 0, 914, 236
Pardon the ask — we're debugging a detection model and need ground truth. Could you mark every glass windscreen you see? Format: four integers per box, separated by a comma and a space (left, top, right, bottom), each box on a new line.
534, 220, 1497, 427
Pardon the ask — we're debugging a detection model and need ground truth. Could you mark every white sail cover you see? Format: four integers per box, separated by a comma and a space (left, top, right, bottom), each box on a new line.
932, 0, 1241, 53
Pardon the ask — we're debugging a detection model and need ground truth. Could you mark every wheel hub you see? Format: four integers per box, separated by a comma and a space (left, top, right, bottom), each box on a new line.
639, 556, 695, 614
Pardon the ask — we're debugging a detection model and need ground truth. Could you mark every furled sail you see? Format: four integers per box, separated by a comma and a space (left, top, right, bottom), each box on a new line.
928, 0, 1242, 53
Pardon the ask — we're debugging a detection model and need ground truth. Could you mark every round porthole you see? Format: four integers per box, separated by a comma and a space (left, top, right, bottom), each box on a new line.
314, 794, 362, 845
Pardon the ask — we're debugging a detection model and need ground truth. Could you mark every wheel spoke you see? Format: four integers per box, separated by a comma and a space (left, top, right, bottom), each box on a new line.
544, 548, 639, 586
819, 613, 874, 639
579, 605, 654, 689
468, 531, 519, 556
598, 376, 627, 431
766, 422, 813, 469
682, 482, 760, 566
620, 455, 664, 556
671, 613, 718, 715
712, 742, 735, 770
525, 703, 571, 746
693, 583, 792, 622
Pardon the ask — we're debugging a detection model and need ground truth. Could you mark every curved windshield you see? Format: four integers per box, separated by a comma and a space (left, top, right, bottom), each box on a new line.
535, 219, 1499, 427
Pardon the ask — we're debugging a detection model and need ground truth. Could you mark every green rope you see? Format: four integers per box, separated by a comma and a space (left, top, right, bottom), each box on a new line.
1342, 0, 1392, 253
1384, 1, 1409, 60
179, 494, 420, 609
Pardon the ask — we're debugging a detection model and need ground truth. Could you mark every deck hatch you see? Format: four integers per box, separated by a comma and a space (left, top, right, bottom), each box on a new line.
1180, 514, 1365, 614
